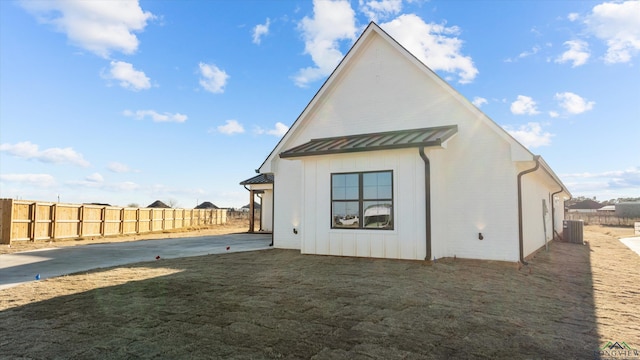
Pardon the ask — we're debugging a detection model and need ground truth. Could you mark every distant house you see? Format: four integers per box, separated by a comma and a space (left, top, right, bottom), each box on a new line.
241, 22, 570, 262
147, 200, 171, 208
597, 205, 615, 213
567, 199, 602, 213
195, 201, 219, 209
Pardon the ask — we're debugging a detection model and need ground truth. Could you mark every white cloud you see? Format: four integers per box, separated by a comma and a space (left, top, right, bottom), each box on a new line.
505, 45, 541, 63
549, 111, 560, 118
568, 13, 580, 22
561, 167, 640, 194
85, 173, 104, 183
555, 92, 594, 115
510, 95, 540, 115
518, 45, 541, 59
123, 109, 187, 123
555, 40, 590, 67
105, 60, 151, 91
252, 18, 270, 45
217, 120, 245, 135
472, 97, 488, 107
294, 0, 357, 87
109, 181, 140, 192
359, 0, 402, 22
504, 122, 553, 148
585, 1, 640, 64
20, 0, 154, 58
0, 141, 90, 167
198, 63, 229, 94
255, 122, 289, 137
381, 14, 478, 84
108, 162, 131, 173
67, 172, 105, 188
0, 173, 56, 187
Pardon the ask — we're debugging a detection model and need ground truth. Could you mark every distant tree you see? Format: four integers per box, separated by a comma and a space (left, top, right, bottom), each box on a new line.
127, 203, 140, 208
167, 199, 179, 208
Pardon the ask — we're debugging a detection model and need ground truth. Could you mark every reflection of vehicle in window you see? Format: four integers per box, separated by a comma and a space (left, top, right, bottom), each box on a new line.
337, 215, 359, 226
364, 204, 391, 228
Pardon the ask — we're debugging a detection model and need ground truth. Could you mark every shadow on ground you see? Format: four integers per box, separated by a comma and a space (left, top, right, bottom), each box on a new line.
0, 239, 604, 359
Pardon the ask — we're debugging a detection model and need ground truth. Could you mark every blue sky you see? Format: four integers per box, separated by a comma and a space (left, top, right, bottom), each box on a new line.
1, 0, 638, 208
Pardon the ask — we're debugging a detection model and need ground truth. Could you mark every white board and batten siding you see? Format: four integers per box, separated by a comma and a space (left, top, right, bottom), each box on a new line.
262, 23, 569, 262
300, 149, 424, 260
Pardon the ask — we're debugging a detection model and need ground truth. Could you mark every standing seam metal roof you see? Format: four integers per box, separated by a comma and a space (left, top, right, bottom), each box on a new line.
279, 125, 458, 158
239, 174, 274, 185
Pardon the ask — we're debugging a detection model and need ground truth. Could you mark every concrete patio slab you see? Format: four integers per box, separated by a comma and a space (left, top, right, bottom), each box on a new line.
0, 233, 272, 290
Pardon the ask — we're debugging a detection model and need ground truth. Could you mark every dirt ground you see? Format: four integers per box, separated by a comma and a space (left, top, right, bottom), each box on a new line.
0, 225, 638, 359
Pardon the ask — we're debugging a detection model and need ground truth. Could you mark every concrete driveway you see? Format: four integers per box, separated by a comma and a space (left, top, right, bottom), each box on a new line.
620, 236, 640, 256
0, 233, 272, 290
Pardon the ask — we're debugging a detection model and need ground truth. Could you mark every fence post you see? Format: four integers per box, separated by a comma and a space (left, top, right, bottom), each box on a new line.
118, 208, 123, 235
100, 206, 106, 237
79, 205, 85, 238
29, 202, 37, 242
0, 199, 13, 244
51, 203, 57, 240
136, 208, 140, 234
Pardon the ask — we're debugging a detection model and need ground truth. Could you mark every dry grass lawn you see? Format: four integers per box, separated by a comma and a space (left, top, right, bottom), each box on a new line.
0, 225, 638, 359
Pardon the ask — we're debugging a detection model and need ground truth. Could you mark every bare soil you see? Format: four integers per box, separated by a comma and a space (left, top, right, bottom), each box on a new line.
0, 225, 638, 359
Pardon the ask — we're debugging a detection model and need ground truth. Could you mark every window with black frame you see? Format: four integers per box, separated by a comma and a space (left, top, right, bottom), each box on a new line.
331, 171, 393, 229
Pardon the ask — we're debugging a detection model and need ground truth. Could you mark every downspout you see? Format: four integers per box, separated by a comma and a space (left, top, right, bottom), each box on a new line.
419, 147, 432, 261
517, 155, 540, 265
550, 188, 564, 241
270, 177, 274, 247
243, 185, 254, 233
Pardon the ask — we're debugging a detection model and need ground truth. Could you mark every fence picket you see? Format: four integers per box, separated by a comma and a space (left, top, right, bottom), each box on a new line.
0, 199, 227, 244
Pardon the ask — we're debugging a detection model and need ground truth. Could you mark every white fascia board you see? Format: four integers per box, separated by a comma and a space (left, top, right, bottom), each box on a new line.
246, 183, 273, 191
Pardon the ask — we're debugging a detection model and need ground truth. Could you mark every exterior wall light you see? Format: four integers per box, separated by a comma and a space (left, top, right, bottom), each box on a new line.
293, 228, 298, 234
478, 233, 484, 240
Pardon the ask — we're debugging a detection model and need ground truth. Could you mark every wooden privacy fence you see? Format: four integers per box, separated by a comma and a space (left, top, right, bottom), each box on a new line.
0, 199, 227, 245
565, 212, 640, 227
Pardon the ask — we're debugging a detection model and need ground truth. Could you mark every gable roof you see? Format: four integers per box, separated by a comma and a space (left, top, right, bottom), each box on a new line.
280, 125, 457, 158
257, 21, 570, 198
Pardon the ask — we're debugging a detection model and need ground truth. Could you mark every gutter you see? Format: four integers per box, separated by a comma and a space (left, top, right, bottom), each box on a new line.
517, 155, 540, 265
419, 147, 432, 261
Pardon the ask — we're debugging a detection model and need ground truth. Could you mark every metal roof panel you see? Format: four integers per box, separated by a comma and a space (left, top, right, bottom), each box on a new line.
280, 125, 458, 158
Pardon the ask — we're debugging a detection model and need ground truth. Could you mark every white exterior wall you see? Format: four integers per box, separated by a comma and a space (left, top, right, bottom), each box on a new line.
521, 170, 562, 257
292, 122, 524, 262
299, 149, 425, 260
428, 124, 520, 262
264, 27, 567, 261
272, 159, 302, 249
260, 189, 273, 232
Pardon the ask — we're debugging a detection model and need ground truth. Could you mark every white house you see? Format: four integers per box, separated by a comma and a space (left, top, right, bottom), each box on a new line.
241, 22, 570, 263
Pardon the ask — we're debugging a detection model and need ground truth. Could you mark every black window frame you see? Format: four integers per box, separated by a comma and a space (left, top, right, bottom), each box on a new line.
331, 170, 394, 230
